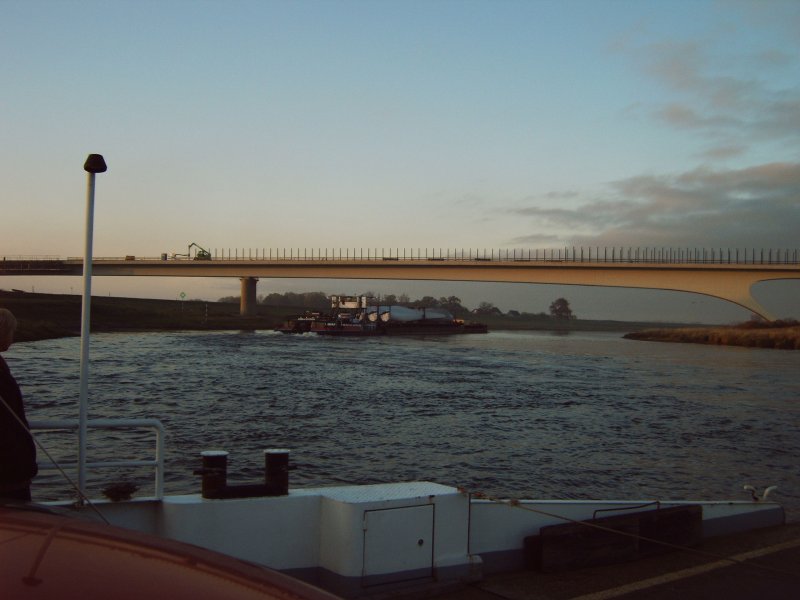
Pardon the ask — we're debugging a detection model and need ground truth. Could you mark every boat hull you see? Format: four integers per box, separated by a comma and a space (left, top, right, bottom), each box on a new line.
313, 322, 488, 336
39, 481, 785, 598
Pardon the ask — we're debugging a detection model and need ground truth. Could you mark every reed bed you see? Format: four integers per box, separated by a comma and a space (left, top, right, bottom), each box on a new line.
624, 321, 800, 350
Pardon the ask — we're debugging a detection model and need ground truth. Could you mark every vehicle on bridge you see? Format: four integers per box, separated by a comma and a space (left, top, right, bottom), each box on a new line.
171, 242, 212, 260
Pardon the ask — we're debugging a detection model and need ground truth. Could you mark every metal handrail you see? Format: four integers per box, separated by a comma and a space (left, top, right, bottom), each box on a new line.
45, 247, 800, 265
29, 418, 165, 500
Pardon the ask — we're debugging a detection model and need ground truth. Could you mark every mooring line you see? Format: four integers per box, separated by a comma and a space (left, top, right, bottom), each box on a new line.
474, 493, 800, 580
0, 395, 109, 524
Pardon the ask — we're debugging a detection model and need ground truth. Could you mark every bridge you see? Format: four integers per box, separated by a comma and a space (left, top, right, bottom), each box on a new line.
3, 247, 798, 321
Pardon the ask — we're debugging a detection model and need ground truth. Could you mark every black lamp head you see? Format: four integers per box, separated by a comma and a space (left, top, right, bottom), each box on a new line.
84, 154, 107, 173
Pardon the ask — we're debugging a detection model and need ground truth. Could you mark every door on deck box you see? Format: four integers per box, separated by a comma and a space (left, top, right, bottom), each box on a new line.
362, 505, 434, 585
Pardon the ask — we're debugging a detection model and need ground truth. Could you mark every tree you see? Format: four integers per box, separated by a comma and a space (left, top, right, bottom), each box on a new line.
258, 291, 328, 310
549, 297, 575, 320
440, 296, 466, 314
412, 296, 441, 308
474, 301, 502, 315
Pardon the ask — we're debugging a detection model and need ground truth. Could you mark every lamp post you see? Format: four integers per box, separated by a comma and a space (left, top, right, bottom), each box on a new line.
78, 154, 107, 498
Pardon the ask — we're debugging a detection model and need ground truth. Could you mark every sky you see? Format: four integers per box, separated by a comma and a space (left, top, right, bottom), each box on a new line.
1, 0, 798, 322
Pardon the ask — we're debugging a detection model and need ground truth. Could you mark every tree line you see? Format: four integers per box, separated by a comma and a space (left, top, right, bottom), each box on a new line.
218, 291, 575, 320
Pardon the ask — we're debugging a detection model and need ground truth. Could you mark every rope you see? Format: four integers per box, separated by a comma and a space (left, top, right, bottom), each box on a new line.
474, 492, 800, 580
0, 394, 109, 524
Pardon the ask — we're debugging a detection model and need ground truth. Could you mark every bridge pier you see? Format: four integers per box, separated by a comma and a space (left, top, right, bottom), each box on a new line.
239, 277, 258, 317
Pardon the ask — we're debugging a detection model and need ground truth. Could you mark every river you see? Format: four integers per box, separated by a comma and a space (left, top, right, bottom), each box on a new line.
6, 330, 799, 520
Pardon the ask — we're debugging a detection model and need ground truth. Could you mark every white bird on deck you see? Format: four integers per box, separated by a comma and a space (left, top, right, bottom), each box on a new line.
743, 484, 778, 501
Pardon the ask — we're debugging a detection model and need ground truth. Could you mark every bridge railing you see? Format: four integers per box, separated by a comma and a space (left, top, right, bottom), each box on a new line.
193, 247, 799, 264
0, 255, 62, 261
4, 247, 800, 266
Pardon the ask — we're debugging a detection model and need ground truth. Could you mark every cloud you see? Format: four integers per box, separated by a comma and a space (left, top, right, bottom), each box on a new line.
507, 162, 800, 249
699, 144, 747, 161
504, 6, 800, 253
655, 103, 739, 131
623, 25, 800, 157
510, 206, 594, 227
754, 49, 794, 69
507, 232, 564, 246
648, 46, 799, 142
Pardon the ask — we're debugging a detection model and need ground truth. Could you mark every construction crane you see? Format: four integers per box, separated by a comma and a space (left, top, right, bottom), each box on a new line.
172, 243, 212, 260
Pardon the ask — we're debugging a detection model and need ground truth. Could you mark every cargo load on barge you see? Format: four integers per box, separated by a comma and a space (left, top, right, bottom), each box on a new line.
275, 295, 488, 336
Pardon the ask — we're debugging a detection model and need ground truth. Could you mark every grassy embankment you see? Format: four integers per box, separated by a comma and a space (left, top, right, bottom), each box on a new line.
1, 290, 683, 343
624, 321, 800, 350
0, 291, 287, 343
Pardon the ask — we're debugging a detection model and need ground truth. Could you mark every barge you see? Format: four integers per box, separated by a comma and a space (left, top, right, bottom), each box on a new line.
276, 295, 488, 336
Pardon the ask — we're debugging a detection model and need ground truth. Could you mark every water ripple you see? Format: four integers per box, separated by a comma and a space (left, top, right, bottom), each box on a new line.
6, 330, 799, 519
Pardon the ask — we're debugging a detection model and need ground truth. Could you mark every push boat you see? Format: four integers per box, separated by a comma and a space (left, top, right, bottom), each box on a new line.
275, 295, 488, 336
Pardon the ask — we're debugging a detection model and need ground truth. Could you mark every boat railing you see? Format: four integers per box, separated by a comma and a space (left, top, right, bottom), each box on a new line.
29, 418, 165, 500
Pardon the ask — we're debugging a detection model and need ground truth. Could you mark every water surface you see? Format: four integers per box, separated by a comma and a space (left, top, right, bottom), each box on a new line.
8, 330, 799, 519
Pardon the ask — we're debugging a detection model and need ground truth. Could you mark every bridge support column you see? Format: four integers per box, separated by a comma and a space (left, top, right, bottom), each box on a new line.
239, 277, 258, 317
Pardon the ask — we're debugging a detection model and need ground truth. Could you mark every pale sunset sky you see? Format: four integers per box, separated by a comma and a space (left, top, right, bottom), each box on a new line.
2, 0, 798, 322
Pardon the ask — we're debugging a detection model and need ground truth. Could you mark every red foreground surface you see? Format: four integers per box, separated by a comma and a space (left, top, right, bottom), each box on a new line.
0, 505, 340, 600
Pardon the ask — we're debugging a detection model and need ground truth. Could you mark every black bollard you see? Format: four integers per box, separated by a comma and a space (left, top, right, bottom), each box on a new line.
264, 449, 290, 495
199, 450, 229, 498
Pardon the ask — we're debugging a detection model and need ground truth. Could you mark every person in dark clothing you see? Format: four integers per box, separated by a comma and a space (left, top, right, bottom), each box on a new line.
0, 308, 38, 501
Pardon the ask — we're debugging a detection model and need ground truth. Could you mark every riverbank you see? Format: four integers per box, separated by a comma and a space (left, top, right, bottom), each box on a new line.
1, 290, 684, 343
624, 322, 800, 350
0, 290, 281, 343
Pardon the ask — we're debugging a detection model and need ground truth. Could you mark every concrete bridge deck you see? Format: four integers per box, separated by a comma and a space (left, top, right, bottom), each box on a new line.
2, 250, 799, 320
